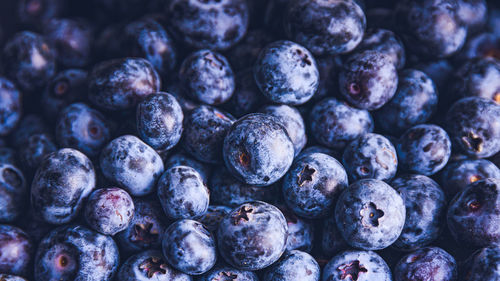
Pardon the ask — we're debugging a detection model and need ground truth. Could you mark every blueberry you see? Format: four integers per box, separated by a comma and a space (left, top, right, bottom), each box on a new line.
17, 133, 57, 175
116, 198, 168, 255
451, 57, 500, 104
397, 124, 451, 176
0, 147, 17, 166
55, 103, 112, 158
179, 50, 235, 105
0, 225, 33, 276
210, 165, 275, 207
263, 250, 320, 281
165, 152, 211, 184
440, 159, 500, 198
394, 247, 457, 281
17, 0, 65, 27
460, 246, 500, 280
285, 0, 366, 55
2, 31, 56, 92
0, 274, 27, 281
223, 113, 294, 186
100, 135, 164, 196
374, 69, 438, 135
183, 105, 236, 163
445, 97, 500, 158
278, 205, 315, 252
314, 55, 340, 103
415, 59, 454, 96
395, 0, 467, 58
320, 216, 349, 258
41, 69, 88, 121
223, 69, 264, 118
447, 178, 500, 247
0, 164, 27, 223
198, 265, 258, 281
136, 92, 184, 151
166, 0, 249, 50
195, 205, 231, 234
9, 114, 49, 148
456, 0, 488, 34
157, 165, 209, 220
309, 98, 374, 150
322, 250, 392, 281
43, 18, 92, 68
254, 40, 319, 105
117, 250, 192, 281
122, 18, 177, 76
226, 29, 274, 71
342, 133, 398, 182
34, 225, 119, 281
391, 175, 447, 251
88, 58, 161, 110
354, 28, 406, 70
339, 50, 398, 110
84, 187, 134, 236
0, 77, 22, 136
459, 32, 500, 61
283, 152, 348, 219
31, 148, 95, 224
162, 219, 217, 275
217, 201, 288, 270
260, 104, 307, 156
335, 179, 406, 250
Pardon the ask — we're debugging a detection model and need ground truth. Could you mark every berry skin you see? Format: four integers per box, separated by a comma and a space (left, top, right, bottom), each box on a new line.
17, 0, 65, 27
460, 246, 500, 281
260, 104, 307, 156
226, 29, 274, 72
339, 50, 398, 111
136, 92, 184, 151
182, 105, 236, 164
223, 113, 294, 186
198, 265, 258, 281
0, 164, 27, 223
440, 159, 500, 198
445, 97, 500, 158
342, 133, 398, 182
100, 135, 164, 196
394, 247, 457, 281
0, 77, 22, 137
309, 98, 374, 150
209, 165, 274, 207
353, 28, 406, 70
451, 57, 500, 104
456, 0, 487, 34
322, 250, 392, 281
395, 0, 467, 58
162, 219, 217, 275
43, 18, 92, 68
285, 0, 366, 55
217, 201, 288, 271
335, 179, 406, 250
447, 178, 500, 247
2, 31, 56, 92
0, 147, 17, 166
55, 103, 112, 158
84, 187, 134, 236
374, 69, 438, 135
223, 69, 264, 118
17, 133, 57, 175
282, 152, 348, 219
0, 225, 33, 276
321, 216, 349, 258
391, 175, 447, 251
157, 165, 209, 220
0, 274, 27, 281
88, 58, 161, 110
263, 250, 320, 281
397, 124, 452, 176
117, 250, 192, 281
30, 148, 95, 224
116, 198, 167, 255
41, 69, 88, 121
122, 18, 177, 76
179, 50, 235, 105
164, 152, 211, 184
166, 0, 249, 50
254, 40, 319, 105
34, 225, 119, 281
195, 205, 232, 234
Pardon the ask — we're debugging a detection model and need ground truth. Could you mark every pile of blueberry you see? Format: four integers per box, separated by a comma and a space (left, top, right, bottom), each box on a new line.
0, 0, 500, 280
